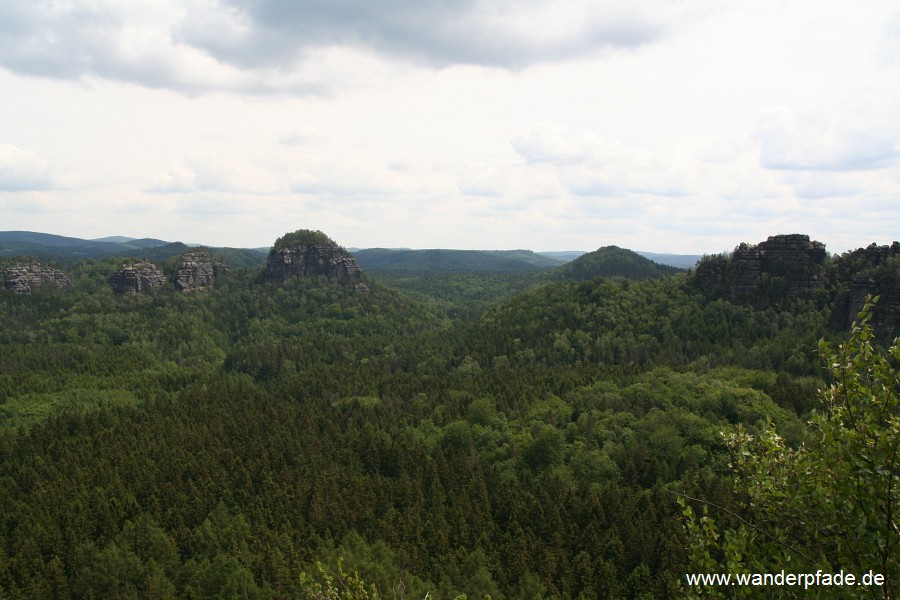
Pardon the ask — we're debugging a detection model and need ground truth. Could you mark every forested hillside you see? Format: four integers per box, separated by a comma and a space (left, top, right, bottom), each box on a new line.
354, 249, 563, 273
0, 231, 897, 599
0, 231, 268, 268
552, 246, 683, 281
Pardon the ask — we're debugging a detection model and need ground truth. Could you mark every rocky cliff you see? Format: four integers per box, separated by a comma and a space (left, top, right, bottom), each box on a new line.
173, 250, 226, 292
695, 234, 899, 338
265, 230, 368, 292
109, 262, 167, 294
2, 263, 72, 294
830, 241, 900, 336
695, 234, 827, 307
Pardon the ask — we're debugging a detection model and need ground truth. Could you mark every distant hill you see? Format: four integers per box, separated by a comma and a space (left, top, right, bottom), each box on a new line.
0, 231, 169, 256
93, 235, 137, 243
537, 251, 585, 263
0, 231, 267, 267
554, 246, 684, 281
636, 251, 702, 269
0, 231, 695, 274
122, 238, 171, 249
0, 231, 130, 258
538, 249, 701, 269
354, 248, 562, 273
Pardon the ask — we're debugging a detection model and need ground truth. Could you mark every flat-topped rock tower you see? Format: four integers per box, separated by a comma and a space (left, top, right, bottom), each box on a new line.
265, 230, 368, 292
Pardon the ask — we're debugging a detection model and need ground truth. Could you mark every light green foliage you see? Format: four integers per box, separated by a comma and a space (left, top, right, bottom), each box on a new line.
299, 559, 383, 600
681, 298, 899, 599
299, 558, 494, 600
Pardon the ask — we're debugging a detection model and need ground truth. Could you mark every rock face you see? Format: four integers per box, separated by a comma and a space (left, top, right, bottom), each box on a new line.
2, 263, 72, 294
695, 234, 827, 307
695, 234, 899, 337
832, 241, 900, 336
173, 250, 225, 292
109, 262, 167, 295
265, 230, 368, 292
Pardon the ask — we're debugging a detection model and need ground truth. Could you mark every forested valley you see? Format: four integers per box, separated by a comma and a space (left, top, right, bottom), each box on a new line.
0, 231, 897, 599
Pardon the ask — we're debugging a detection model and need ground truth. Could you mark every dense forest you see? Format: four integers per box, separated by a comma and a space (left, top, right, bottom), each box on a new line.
0, 231, 897, 599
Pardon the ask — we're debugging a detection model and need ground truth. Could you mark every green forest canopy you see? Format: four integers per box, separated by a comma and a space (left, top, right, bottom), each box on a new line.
0, 232, 897, 599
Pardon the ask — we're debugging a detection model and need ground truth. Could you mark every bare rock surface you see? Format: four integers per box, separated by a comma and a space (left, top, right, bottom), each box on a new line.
110, 262, 166, 294
173, 250, 226, 292
2, 263, 72, 294
265, 230, 367, 291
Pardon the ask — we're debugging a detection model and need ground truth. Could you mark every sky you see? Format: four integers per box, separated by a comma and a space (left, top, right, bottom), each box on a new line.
1, 0, 899, 254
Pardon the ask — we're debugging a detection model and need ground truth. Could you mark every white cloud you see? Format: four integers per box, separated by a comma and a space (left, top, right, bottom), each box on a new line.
176, 196, 257, 218
188, 0, 669, 69
755, 108, 900, 171
2, 1, 899, 253
511, 122, 695, 198
0, 0, 327, 94
0, 191, 57, 213
278, 128, 322, 146
0, 0, 675, 95
511, 122, 625, 165
456, 163, 509, 198
882, 10, 900, 63
150, 164, 196, 193
781, 172, 861, 200
148, 156, 286, 194
0, 144, 53, 191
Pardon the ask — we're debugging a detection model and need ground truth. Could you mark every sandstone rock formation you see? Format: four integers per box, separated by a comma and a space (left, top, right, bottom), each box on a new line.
265, 230, 367, 291
695, 234, 827, 307
173, 250, 226, 292
695, 234, 899, 337
2, 263, 72, 294
831, 241, 900, 336
109, 262, 167, 294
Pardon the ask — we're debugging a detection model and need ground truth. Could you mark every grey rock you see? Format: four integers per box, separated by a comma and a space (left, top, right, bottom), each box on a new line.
2, 263, 72, 295
109, 262, 166, 294
173, 250, 226, 292
265, 236, 366, 291
696, 234, 826, 307
835, 241, 900, 336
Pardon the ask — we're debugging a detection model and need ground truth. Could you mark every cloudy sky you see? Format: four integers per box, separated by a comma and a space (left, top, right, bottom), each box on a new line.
1, 0, 898, 253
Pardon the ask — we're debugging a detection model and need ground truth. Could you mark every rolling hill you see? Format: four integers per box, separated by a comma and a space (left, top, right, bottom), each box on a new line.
553, 245, 684, 281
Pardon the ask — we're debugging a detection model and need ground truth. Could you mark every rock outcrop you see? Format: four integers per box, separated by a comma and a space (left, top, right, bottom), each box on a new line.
265, 230, 367, 291
109, 262, 167, 294
695, 234, 827, 307
695, 234, 899, 337
2, 263, 72, 294
831, 241, 900, 337
173, 250, 226, 292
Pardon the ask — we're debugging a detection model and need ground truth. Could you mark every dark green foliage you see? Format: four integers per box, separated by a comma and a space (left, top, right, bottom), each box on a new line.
273, 229, 336, 248
828, 244, 900, 338
369, 271, 546, 318
681, 299, 899, 599
208, 246, 268, 268
693, 236, 899, 338
355, 248, 561, 273
0, 231, 166, 259
0, 234, 896, 598
0, 231, 266, 269
453, 275, 826, 378
554, 246, 683, 281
